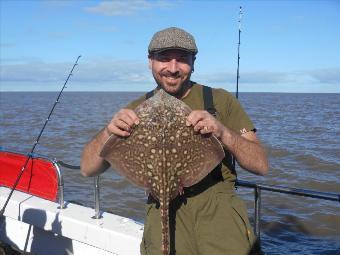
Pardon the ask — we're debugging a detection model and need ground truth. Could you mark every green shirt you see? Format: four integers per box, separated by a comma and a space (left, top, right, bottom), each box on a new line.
126, 83, 255, 182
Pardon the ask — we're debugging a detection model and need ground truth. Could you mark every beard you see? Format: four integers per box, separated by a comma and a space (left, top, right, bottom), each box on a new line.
153, 70, 192, 98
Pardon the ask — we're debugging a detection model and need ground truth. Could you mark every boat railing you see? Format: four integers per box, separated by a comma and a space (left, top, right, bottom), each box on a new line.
57, 161, 340, 233
93, 176, 101, 219
235, 179, 340, 238
58, 161, 340, 239
3, 152, 338, 237
53, 161, 64, 209
57, 160, 102, 219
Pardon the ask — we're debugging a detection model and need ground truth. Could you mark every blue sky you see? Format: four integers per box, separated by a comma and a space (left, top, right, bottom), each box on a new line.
0, 0, 339, 92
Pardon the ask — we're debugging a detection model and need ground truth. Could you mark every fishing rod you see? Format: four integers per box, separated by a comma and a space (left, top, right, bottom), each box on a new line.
232, 7, 243, 171
0, 55, 81, 217
236, 6, 242, 99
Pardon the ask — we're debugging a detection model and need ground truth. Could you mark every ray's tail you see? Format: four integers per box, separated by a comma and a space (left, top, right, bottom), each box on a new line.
160, 197, 170, 255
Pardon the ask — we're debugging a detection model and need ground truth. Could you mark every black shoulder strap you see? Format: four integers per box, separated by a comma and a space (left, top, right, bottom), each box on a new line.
202, 86, 228, 176
202, 85, 217, 116
145, 90, 154, 99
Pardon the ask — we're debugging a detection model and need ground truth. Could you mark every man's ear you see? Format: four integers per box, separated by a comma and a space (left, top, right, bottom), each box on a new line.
191, 56, 196, 73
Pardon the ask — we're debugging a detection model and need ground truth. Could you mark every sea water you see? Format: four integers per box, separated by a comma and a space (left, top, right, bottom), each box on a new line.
0, 91, 339, 254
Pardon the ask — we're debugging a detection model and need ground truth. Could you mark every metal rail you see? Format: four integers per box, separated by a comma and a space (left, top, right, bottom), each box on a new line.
57, 160, 340, 234
5, 151, 340, 235
58, 161, 101, 219
53, 161, 65, 209
92, 176, 102, 219
236, 179, 340, 238
7, 154, 338, 236
58, 159, 340, 238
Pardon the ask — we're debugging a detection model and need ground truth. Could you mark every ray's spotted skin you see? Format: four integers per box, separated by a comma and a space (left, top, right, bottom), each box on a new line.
100, 89, 224, 255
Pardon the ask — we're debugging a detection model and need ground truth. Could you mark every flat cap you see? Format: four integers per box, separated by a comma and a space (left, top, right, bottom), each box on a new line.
148, 27, 198, 55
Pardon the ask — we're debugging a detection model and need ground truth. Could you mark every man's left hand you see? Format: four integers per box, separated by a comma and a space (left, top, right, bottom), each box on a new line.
186, 110, 225, 139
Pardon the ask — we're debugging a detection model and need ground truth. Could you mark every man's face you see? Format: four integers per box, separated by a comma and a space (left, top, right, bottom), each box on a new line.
149, 49, 195, 96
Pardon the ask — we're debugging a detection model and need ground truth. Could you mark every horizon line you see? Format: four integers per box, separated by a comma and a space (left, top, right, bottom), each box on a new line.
1, 90, 339, 94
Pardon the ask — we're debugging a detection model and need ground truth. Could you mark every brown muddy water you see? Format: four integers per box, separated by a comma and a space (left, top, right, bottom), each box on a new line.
0, 92, 339, 254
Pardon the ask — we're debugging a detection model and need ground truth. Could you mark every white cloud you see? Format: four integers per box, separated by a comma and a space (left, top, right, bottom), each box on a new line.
85, 0, 173, 16
0, 58, 152, 85
196, 70, 293, 85
196, 68, 340, 86
305, 68, 340, 85
1, 58, 339, 91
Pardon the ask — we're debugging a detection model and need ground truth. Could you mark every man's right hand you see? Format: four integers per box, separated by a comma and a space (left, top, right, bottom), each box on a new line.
106, 109, 140, 137
80, 108, 139, 176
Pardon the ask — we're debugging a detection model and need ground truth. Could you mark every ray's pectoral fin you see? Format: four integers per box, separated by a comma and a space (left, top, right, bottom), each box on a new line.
100, 134, 151, 188
179, 133, 225, 188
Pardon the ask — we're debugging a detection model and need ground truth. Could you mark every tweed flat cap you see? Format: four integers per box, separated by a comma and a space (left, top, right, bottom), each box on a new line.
148, 27, 198, 55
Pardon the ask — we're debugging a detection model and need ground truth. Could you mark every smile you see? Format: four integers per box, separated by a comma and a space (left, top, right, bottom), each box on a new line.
163, 75, 181, 80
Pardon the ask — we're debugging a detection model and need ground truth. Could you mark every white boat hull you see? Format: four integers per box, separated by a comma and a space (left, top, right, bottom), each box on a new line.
0, 187, 143, 255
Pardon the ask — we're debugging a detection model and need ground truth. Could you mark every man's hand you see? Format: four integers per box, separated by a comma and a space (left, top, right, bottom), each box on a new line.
106, 109, 140, 137
186, 110, 269, 175
80, 108, 139, 177
186, 110, 225, 138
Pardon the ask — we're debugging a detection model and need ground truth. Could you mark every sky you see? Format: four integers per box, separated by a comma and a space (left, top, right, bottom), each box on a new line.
0, 0, 339, 93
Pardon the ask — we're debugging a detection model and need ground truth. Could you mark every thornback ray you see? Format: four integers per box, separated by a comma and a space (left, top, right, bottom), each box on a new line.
100, 89, 225, 255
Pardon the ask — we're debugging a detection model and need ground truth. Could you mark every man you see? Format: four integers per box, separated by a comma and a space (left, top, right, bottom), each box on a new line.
81, 27, 269, 255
